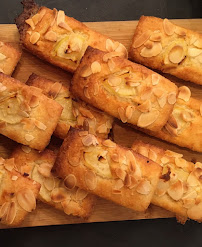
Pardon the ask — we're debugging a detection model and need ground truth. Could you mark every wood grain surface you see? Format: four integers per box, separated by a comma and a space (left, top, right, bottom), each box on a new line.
0, 19, 201, 228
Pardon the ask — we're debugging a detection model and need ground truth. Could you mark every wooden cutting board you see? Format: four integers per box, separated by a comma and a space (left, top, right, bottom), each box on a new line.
0, 19, 202, 228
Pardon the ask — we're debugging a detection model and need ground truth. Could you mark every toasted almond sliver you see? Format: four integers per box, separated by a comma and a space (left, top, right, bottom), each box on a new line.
0, 53, 6, 61
30, 32, 40, 44
178, 86, 191, 102
114, 43, 128, 58
164, 123, 178, 136
187, 172, 200, 187
144, 40, 154, 49
163, 18, 176, 36
150, 32, 162, 42
82, 134, 98, 146
187, 202, 202, 220
64, 174, 77, 190
140, 87, 153, 101
136, 179, 151, 195
6, 202, 16, 225
51, 188, 71, 203
118, 107, 127, 123
140, 42, 162, 58
125, 105, 134, 120
175, 157, 187, 168
148, 149, 157, 162
102, 139, 116, 148
25, 18, 35, 30
103, 52, 123, 62
4, 158, 15, 171
151, 74, 160, 86
193, 39, 202, 49
83, 87, 91, 99
181, 111, 194, 122
137, 146, 149, 157
168, 45, 185, 64
16, 188, 36, 212
137, 109, 159, 128
80, 65, 92, 77
167, 92, 177, 105
155, 179, 170, 197
137, 100, 151, 113
108, 59, 116, 71
75, 188, 88, 201
56, 10, 65, 25
115, 168, 126, 181
91, 61, 101, 74
114, 179, 124, 190
43, 177, 55, 191
25, 133, 35, 142
21, 145, 31, 154
38, 163, 52, 178
106, 39, 115, 52
174, 28, 186, 36
44, 31, 57, 42
133, 30, 151, 48
187, 47, 202, 57
168, 114, 178, 129
0, 202, 9, 218
85, 170, 97, 190
167, 180, 183, 201
58, 22, 72, 32
108, 75, 122, 87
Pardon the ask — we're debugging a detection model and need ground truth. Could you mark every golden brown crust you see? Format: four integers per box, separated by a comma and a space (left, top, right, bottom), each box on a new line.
0, 73, 63, 151
16, 3, 127, 73
0, 157, 40, 226
54, 129, 162, 212
11, 145, 96, 219
129, 16, 202, 85
26, 73, 114, 139
135, 96, 202, 152
0, 41, 21, 75
132, 140, 202, 222
71, 46, 178, 132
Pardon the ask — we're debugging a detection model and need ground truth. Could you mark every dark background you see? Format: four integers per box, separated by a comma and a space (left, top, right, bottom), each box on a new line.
1, 0, 202, 246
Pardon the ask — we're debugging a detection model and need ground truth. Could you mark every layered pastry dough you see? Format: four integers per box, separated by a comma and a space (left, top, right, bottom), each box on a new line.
11, 146, 96, 218
15, 0, 127, 73
132, 140, 202, 222
0, 73, 63, 150
54, 129, 162, 212
0, 157, 40, 226
26, 73, 113, 139
0, 41, 21, 75
71, 46, 178, 132
129, 16, 202, 85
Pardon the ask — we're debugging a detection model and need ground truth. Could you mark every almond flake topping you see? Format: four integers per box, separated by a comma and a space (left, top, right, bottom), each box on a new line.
163, 18, 176, 35
150, 32, 162, 42
0, 53, 6, 61
168, 45, 185, 64
187, 202, 202, 220
167, 92, 177, 105
38, 163, 52, 178
25, 18, 35, 30
82, 134, 98, 146
25, 134, 34, 142
64, 174, 77, 190
118, 107, 127, 123
193, 39, 202, 49
115, 168, 126, 181
137, 109, 159, 128
148, 149, 157, 162
43, 177, 55, 191
137, 100, 151, 113
85, 170, 97, 190
155, 179, 169, 197
44, 31, 58, 42
167, 180, 184, 201
30, 32, 40, 44
188, 48, 202, 57
168, 114, 178, 129
178, 86, 191, 102
140, 42, 162, 57
11, 176, 18, 181
114, 179, 124, 190
136, 179, 151, 195
75, 188, 88, 201
91, 61, 101, 74
51, 188, 71, 203
17, 188, 36, 212
158, 95, 167, 109
133, 30, 151, 48
151, 74, 160, 85
125, 105, 134, 120
0, 201, 16, 225
103, 52, 123, 62
83, 86, 91, 99
108, 59, 116, 71
80, 65, 92, 77
102, 139, 116, 148
106, 39, 115, 52
108, 75, 122, 87
174, 28, 186, 36
4, 158, 15, 171
34, 120, 47, 130
181, 111, 194, 122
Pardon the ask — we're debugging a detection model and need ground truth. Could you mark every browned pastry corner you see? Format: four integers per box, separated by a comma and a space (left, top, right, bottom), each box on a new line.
0, 41, 21, 75
71, 46, 178, 132
0, 73, 63, 151
15, 0, 127, 73
129, 16, 202, 85
11, 145, 96, 218
26, 73, 114, 139
132, 140, 202, 223
54, 129, 162, 212
0, 157, 40, 226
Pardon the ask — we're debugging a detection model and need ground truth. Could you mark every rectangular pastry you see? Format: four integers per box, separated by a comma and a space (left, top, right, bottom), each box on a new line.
54, 129, 162, 212
137, 92, 202, 152
0, 41, 21, 75
132, 140, 202, 222
0, 73, 63, 151
26, 73, 114, 139
11, 145, 96, 218
15, 0, 127, 73
129, 16, 202, 85
0, 157, 40, 226
71, 46, 178, 132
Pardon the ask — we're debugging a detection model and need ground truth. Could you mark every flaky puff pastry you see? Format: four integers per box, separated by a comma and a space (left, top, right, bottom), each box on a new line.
11, 146, 96, 219
54, 129, 162, 212
26, 73, 114, 139
71, 46, 178, 132
129, 16, 202, 85
132, 140, 202, 222
0, 41, 21, 75
15, 0, 127, 73
0, 73, 63, 151
0, 157, 40, 226
138, 93, 202, 152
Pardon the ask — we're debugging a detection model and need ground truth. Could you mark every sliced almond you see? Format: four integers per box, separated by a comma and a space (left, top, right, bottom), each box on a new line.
174, 28, 186, 36
68, 152, 80, 167
16, 188, 36, 212
48, 82, 62, 99
21, 145, 31, 154
4, 158, 15, 171
0, 53, 6, 61
140, 87, 153, 101
125, 105, 134, 120
64, 174, 77, 190
11, 176, 18, 181
30, 32, 40, 44
103, 52, 123, 62
34, 120, 47, 130
168, 114, 178, 129
38, 163, 52, 178
137, 146, 149, 158
108, 58, 116, 71
181, 111, 194, 122
114, 179, 124, 190
187, 202, 202, 220
0, 202, 9, 218
137, 100, 151, 113
148, 149, 157, 162
153, 88, 164, 98
25, 134, 34, 142
91, 61, 101, 74
75, 188, 88, 201
193, 39, 202, 49
115, 168, 126, 181
168, 45, 185, 64
136, 179, 151, 195
114, 43, 128, 58
82, 134, 98, 146
79, 107, 94, 119
44, 31, 57, 42
97, 124, 108, 134
150, 32, 162, 42
51, 188, 71, 203
102, 139, 116, 148
43, 177, 55, 191
111, 153, 119, 163
85, 170, 97, 190
133, 30, 151, 48
83, 86, 91, 99
188, 47, 202, 57
151, 74, 160, 85
93, 82, 99, 96
56, 10, 65, 25
5, 202, 16, 225
163, 18, 176, 36
175, 157, 187, 168
155, 179, 169, 197
140, 42, 162, 57
178, 86, 191, 102
25, 18, 35, 30
106, 39, 115, 52
137, 109, 159, 128
108, 75, 122, 87
167, 92, 177, 105
144, 40, 154, 49
58, 22, 72, 31
80, 65, 92, 77
118, 107, 127, 123
164, 123, 178, 136
167, 180, 183, 201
